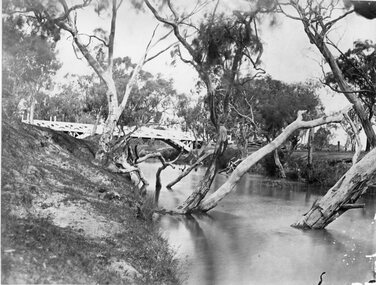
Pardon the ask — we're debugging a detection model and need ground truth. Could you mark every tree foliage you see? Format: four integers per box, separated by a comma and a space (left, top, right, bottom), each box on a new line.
175, 94, 215, 142
35, 57, 176, 127
313, 127, 333, 150
230, 76, 320, 144
2, 14, 61, 119
325, 40, 376, 120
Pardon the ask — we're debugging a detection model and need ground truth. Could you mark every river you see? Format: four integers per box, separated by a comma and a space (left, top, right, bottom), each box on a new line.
139, 162, 376, 285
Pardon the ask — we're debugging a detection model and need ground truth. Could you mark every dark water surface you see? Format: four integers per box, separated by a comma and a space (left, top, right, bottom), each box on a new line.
140, 162, 376, 285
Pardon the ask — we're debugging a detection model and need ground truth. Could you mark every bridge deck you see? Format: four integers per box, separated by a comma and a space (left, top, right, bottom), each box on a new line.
23, 119, 201, 152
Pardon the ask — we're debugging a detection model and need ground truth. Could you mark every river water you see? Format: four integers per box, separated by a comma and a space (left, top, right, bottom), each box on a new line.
139, 162, 376, 285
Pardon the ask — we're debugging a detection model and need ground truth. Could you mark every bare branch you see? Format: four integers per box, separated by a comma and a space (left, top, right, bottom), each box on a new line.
167, 150, 214, 189
167, 0, 179, 21
150, 29, 174, 49
275, 2, 302, 21
176, 45, 196, 66
145, 42, 178, 64
56, 0, 92, 22
77, 33, 108, 47
324, 9, 354, 30
320, 79, 372, 94
229, 103, 259, 130
144, 0, 197, 63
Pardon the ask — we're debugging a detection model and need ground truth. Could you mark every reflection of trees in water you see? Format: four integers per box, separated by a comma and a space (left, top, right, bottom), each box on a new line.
179, 212, 266, 285
154, 166, 376, 283
178, 215, 216, 285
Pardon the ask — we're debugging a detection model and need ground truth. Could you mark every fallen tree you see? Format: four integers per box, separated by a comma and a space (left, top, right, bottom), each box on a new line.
161, 109, 346, 214
195, 110, 346, 213
169, 107, 374, 230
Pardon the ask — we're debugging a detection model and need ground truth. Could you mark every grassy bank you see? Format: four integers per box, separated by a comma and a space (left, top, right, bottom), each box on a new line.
1, 120, 180, 284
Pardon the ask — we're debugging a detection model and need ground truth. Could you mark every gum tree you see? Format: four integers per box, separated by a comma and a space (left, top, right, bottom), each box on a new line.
3, 0, 173, 160
275, 0, 376, 149
145, 0, 268, 213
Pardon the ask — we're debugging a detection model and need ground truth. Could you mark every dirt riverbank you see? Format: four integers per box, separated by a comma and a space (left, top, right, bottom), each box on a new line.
1, 120, 180, 284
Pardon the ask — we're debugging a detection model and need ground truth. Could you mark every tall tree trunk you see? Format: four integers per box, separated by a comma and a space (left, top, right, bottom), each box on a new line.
292, 147, 376, 229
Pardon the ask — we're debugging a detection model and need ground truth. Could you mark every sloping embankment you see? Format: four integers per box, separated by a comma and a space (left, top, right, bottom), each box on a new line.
1, 120, 179, 284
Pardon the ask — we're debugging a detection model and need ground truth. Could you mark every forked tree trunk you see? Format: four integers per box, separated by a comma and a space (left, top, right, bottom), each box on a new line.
196, 110, 344, 212
292, 147, 376, 229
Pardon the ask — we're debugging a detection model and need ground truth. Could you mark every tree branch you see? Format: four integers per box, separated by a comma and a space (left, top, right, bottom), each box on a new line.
56, 0, 92, 22
144, 0, 198, 64
324, 9, 354, 30
229, 103, 259, 130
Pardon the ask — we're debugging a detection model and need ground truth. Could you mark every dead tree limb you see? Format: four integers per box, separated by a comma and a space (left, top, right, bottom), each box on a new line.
166, 150, 214, 189
196, 110, 345, 213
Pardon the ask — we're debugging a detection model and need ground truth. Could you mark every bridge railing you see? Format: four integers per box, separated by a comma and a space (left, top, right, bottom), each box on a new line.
22, 119, 202, 143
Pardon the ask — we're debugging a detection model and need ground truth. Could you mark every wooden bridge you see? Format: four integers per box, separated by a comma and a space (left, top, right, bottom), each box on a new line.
22, 119, 202, 152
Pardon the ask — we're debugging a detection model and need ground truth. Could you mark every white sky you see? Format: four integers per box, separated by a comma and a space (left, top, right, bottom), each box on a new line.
54, 0, 376, 145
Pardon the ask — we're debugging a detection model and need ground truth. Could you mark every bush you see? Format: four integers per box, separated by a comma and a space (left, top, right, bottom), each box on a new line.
258, 151, 285, 177
287, 156, 351, 186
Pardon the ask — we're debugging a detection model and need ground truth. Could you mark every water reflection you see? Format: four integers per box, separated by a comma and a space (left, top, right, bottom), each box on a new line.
139, 162, 376, 285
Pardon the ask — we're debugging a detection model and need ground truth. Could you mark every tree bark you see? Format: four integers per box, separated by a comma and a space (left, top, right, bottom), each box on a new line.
175, 126, 227, 214
344, 113, 362, 165
307, 128, 314, 168
274, 149, 286, 178
292, 147, 376, 229
91, 106, 103, 136
197, 110, 344, 212
29, 94, 36, 124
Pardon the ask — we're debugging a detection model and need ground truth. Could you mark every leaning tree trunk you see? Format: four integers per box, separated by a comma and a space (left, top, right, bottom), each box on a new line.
292, 146, 376, 229
175, 126, 227, 214
196, 110, 344, 212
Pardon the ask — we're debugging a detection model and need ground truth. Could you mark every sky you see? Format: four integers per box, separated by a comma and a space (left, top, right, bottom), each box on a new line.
54, 0, 376, 145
